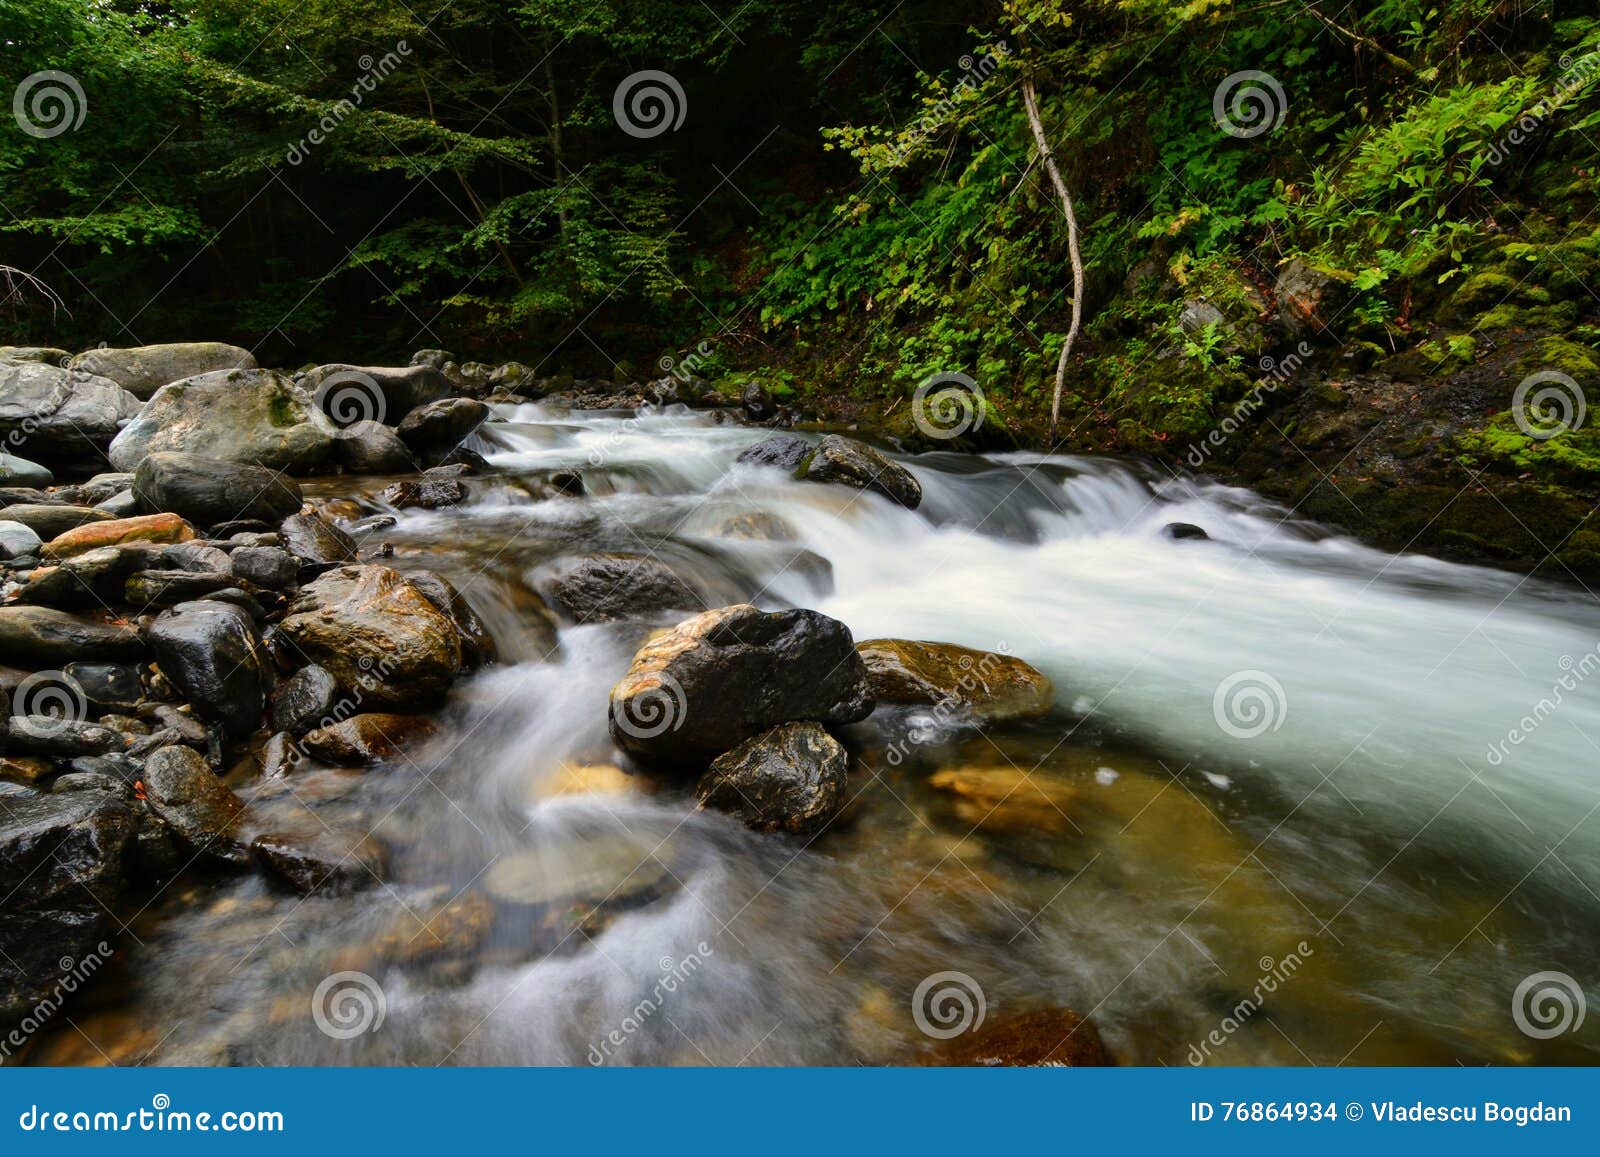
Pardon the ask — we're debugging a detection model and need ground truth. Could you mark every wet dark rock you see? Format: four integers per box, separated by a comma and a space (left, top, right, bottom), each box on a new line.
125, 569, 243, 609
132, 452, 304, 527
436, 445, 489, 472
80, 472, 135, 505
278, 513, 358, 571
548, 470, 585, 497
276, 565, 461, 709
229, 545, 298, 589
334, 420, 416, 474
697, 721, 849, 835
740, 381, 773, 418
146, 601, 270, 737
0, 791, 136, 1033
397, 397, 490, 450
1163, 521, 1209, 541
109, 368, 338, 473
404, 570, 497, 669
799, 435, 922, 509
269, 664, 340, 735
609, 604, 874, 766
16, 545, 146, 608
300, 713, 435, 765
0, 503, 113, 541
140, 745, 248, 867
0, 363, 141, 469
63, 662, 143, 714
161, 542, 234, 573
534, 553, 701, 625
3, 717, 129, 758
251, 831, 386, 895
856, 639, 1055, 722
200, 587, 272, 621
736, 434, 811, 472
145, 705, 210, 743
378, 477, 468, 509
259, 732, 294, 778
0, 607, 145, 665
69, 342, 257, 401
50, 771, 128, 795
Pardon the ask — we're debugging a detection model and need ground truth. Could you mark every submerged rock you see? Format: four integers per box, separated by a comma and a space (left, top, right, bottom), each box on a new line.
927, 766, 1079, 834
609, 604, 873, 766
269, 664, 341, 735
276, 565, 462, 709
926, 1007, 1113, 1067
697, 721, 849, 834
379, 477, 468, 509
251, 831, 386, 895
856, 640, 1054, 722
299, 713, 435, 765
132, 452, 303, 527
534, 553, 701, 624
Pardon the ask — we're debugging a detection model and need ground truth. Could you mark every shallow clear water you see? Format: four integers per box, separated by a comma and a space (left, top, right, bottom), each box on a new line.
35, 402, 1600, 1066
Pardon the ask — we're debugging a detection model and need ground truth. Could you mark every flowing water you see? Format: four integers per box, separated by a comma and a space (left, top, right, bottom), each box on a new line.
35, 402, 1600, 1066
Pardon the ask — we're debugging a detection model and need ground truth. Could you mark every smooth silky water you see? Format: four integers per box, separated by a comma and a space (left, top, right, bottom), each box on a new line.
34, 402, 1600, 1066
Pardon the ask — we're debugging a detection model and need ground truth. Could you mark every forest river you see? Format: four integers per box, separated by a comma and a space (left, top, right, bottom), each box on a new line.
30, 401, 1600, 1066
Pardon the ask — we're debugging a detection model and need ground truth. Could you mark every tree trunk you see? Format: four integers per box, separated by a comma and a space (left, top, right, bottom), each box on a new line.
1021, 75, 1084, 444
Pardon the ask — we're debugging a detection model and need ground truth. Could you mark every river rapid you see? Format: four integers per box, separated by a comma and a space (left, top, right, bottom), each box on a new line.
35, 401, 1600, 1066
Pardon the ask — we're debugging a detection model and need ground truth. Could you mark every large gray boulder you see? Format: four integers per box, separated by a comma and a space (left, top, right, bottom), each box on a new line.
0, 363, 141, 469
0, 792, 136, 1034
69, 342, 257, 401
608, 604, 874, 767
108, 368, 337, 473
132, 452, 303, 527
